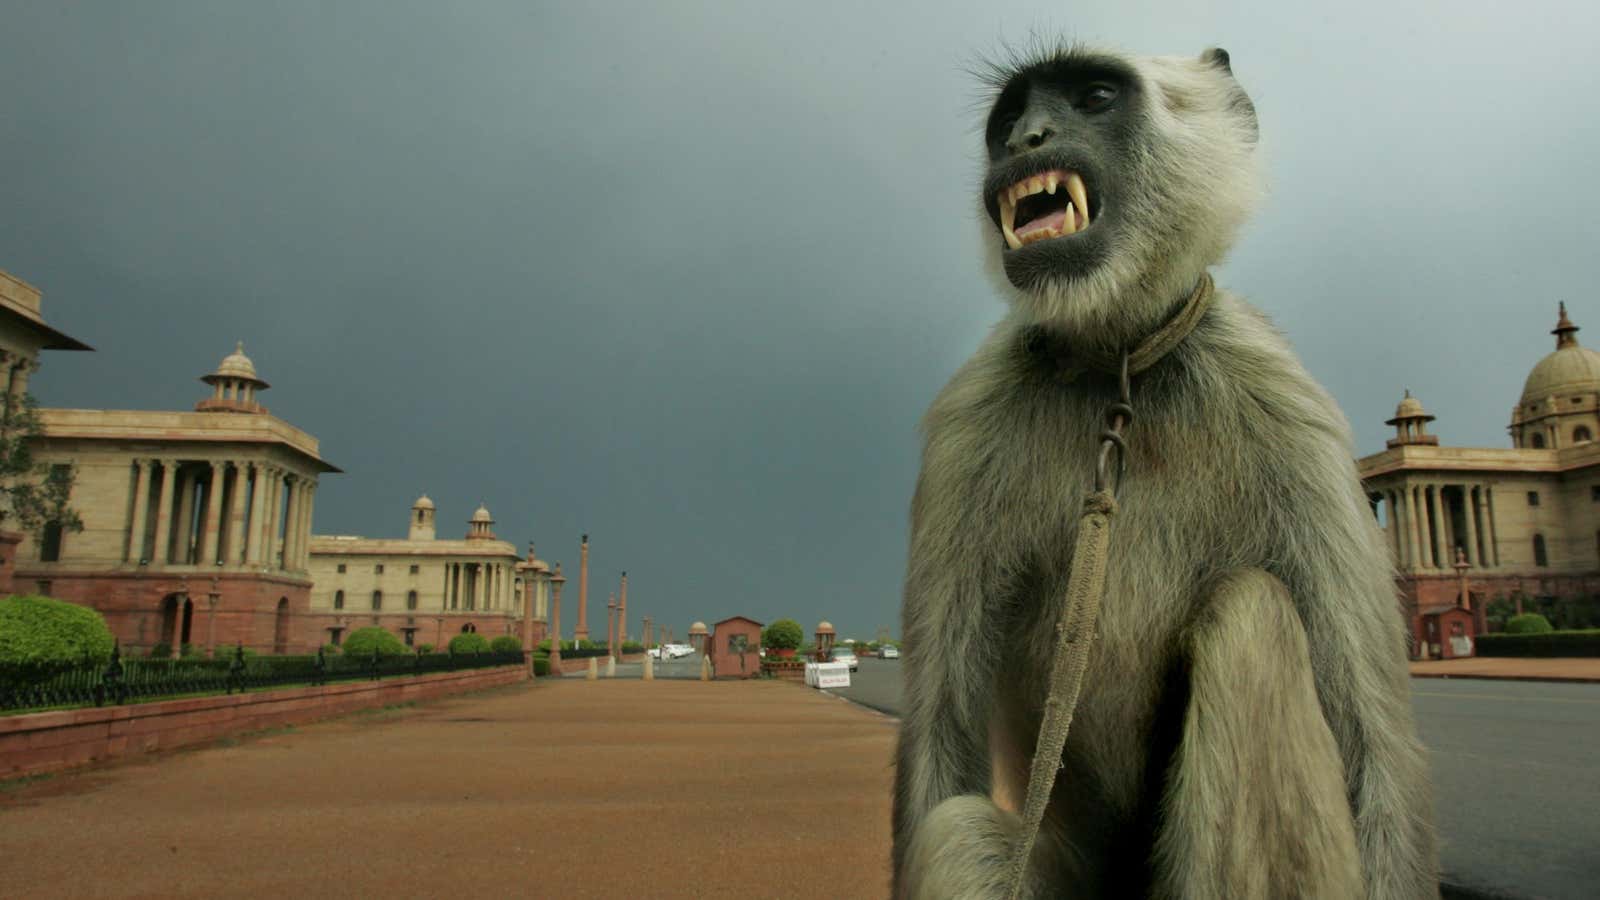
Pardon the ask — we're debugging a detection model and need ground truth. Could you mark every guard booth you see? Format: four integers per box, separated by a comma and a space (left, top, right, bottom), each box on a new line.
706, 616, 762, 679
1419, 605, 1476, 659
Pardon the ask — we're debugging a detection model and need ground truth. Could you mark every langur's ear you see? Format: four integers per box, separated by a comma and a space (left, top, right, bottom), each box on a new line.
1201, 47, 1232, 73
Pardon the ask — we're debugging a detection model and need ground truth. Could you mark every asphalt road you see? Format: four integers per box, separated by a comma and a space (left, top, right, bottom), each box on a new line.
828, 658, 1600, 900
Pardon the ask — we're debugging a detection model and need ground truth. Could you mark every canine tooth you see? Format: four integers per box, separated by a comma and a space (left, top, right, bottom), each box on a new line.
1046, 173, 1059, 195
1061, 202, 1077, 235
1066, 173, 1090, 227
1000, 194, 1016, 236
1003, 224, 1022, 250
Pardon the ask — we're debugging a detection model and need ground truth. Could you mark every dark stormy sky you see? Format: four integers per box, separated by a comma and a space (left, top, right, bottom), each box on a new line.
2, 2, 1596, 641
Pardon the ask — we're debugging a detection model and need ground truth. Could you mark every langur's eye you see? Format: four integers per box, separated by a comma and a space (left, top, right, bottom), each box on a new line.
1079, 85, 1118, 112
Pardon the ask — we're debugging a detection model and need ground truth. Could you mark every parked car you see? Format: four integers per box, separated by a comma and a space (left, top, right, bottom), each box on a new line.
877, 645, 899, 659
828, 646, 859, 672
648, 643, 694, 659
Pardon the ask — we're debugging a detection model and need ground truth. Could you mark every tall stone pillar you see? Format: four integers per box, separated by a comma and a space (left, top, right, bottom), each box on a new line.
1428, 486, 1447, 571
278, 477, 298, 570
199, 461, 225, 565
245, 463, 267, 565
1387, 490, 1403, 565
473, 563, 484, 611
1410, 485, 1429, 568
619, 570, 628, 647
174, 468, 196, 564
260, 467, 281, 568
1462, 485, 1481, 567
1484, 487, 1500, 566
126, 459, 151, 563
606, 593, 617, 657
1400, 486, 1418, 570
151, 459, 177, 566
575, 534, 590, 641
225, 462, 247, 565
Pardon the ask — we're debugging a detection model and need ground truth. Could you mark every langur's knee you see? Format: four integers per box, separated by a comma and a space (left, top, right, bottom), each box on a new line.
902, 795, 1032, 900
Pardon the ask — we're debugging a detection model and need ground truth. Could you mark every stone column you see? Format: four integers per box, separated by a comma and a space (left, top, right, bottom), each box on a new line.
299, 481, 315, 569
225, 462, 247, 565
619, 571, 628, 647
258, 466, 280, 567
1440, 483, 1452, 566
1462, 485, 1481, 567
126, 459, 151, 563
245, 463, 267, 565
1484, 487, 1500, 566
1440, 486, 1457, 560
1401, 485, 1418, 570
169, 595, 185, 660
199, 461, 225, 565
150, 459, 178, 566
174, 469, 196, 563
575, 534, 590, 641
1413, 485, 1431, 568
474, 563, 485, 611
278, 477, 298, 570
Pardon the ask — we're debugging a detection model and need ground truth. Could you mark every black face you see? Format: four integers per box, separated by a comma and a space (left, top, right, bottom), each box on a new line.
982, 54, 1143, 290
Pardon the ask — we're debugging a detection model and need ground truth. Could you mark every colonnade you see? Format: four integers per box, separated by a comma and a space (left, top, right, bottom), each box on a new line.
124, 458, 315, 571
1375, 480, 1500, 571
441, 560, 516, 611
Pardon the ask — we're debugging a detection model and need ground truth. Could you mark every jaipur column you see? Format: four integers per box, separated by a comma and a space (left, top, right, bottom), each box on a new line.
1462, 484, 1481, 567
150, 458, 178, 566
199, 460, 225, 565
575, 534, 590, 642
126, 459, 150, 563
1428, 485, 1447, 570
1401, 485, 1419, 570
278, 476, 298, 570
225, 461, 248, 565
245, 462, 267, 565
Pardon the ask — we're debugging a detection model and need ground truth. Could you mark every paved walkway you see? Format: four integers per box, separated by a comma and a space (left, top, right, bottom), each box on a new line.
0, 680, 897, 899
1410, 657, 1600, 682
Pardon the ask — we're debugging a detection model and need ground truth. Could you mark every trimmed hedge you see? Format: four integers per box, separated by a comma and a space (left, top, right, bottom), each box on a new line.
0, 595, 114, 670
620, 640, 642, 653
1476, 629, 1600, 658
342, 627, 408, 658
1505, 613, 1553, 635
448, 632, 491, 654
761, 619, 803, 650
320, 643, 342, 656
533, 657, 551, 676
489, 635, 523, 653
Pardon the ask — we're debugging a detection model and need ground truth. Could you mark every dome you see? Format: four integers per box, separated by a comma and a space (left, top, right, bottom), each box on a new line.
1521, 303, 1600, 405
816, 620, 836, 634
412, 494, 435, 510
206, 341, 268, 386
470, 504, 493, 523
689, 621, 708, 634
1385, 390, 1434, 426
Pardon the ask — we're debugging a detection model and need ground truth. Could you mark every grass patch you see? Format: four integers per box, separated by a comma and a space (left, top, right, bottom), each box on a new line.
0, 771, 55, 794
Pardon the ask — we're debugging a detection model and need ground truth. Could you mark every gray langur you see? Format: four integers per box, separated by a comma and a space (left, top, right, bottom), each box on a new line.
892, 44, 1438, 899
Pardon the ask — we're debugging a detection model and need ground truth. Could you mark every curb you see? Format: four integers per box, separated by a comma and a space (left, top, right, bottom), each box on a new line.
1411, 672, 1600, 684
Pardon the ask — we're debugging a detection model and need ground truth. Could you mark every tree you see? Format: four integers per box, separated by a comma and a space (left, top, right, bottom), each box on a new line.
342, 626, 407, 657
0, 393, 81, 544
761, 618, 803, 650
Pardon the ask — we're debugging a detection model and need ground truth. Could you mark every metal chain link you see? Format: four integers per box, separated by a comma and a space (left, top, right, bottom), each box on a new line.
1093, 351, 1134, 496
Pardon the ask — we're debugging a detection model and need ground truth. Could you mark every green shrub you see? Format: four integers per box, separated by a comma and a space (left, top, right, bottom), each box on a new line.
761, 618, 803, 650
449, 632, 491, 654
1476, 628, 1600, 658
533, 657, 551, 676
0, 595, 115, 670
414, 643, 433, 655
489, 635, 523, 653
576, 639, 598, 650
320, 643, 342, 656
342, 627, 408, 657
1505, 613, 1554, 635
621, 640, 643, 653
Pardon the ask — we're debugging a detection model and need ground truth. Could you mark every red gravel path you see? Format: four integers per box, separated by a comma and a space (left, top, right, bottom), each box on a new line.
0, 679, 898, 899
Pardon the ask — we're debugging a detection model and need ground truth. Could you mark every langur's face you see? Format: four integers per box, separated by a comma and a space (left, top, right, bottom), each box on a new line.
982, 55, 1143, 295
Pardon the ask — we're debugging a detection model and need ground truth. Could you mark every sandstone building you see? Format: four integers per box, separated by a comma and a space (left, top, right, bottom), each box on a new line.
306, 497, 551, 650
1359, 304, 1600, 653
16, 341, 339, 655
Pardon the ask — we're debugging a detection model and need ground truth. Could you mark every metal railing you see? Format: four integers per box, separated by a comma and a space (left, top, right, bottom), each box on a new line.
0, 645, 527, 714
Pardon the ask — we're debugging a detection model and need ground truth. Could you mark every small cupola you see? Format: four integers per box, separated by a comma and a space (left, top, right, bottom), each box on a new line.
466, 503, 497, 541
409, 494, 437, 541
1385, 389, 1439, 448
196, 342, 270, 414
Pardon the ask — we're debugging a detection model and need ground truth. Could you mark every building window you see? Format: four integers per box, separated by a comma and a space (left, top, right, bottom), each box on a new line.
337, 563, 346, 574
1577, 426, 1594, 444
334, 590, 345, 610
329, 627, 344, 647
39, 521, 63, 562
1527, 491, 1540, 506
1592, 485, 1600, 502
372, 590, 383, 610
1531, 433, 1546, 448
1533, 534, 1548, 567
35, 580, 51, 596
375, 564, 384, 574
402, 628, 415, 647
406, 590, 418, 610
409, 564, 419, 575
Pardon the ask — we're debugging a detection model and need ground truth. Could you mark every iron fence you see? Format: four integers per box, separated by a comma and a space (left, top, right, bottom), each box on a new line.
0, 645, 527, 714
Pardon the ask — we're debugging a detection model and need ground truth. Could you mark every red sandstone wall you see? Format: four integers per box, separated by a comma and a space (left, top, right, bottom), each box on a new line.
552, 652, 645, 675
0, 664, 527, 779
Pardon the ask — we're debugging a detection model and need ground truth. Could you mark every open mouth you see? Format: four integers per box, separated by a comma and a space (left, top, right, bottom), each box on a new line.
997, 169, 1091, 250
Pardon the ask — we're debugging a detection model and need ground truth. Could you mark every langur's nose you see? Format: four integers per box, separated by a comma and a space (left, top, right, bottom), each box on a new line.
1006, 119, 1056, 154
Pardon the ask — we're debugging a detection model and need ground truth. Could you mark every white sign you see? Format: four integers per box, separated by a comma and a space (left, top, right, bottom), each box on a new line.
808, 661, 850, 689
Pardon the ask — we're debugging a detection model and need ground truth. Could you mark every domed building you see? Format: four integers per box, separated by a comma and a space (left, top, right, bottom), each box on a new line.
1359, 304, 1600, 657
307, 497, 540, 650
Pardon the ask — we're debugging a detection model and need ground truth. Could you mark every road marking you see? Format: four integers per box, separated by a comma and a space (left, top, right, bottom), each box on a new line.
1413, 690, 1600, 705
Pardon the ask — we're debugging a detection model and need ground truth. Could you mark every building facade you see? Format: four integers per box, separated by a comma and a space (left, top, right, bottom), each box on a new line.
16, 342, 339, 655
1359, 304, 1600, 653
306, 497, 549, 650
